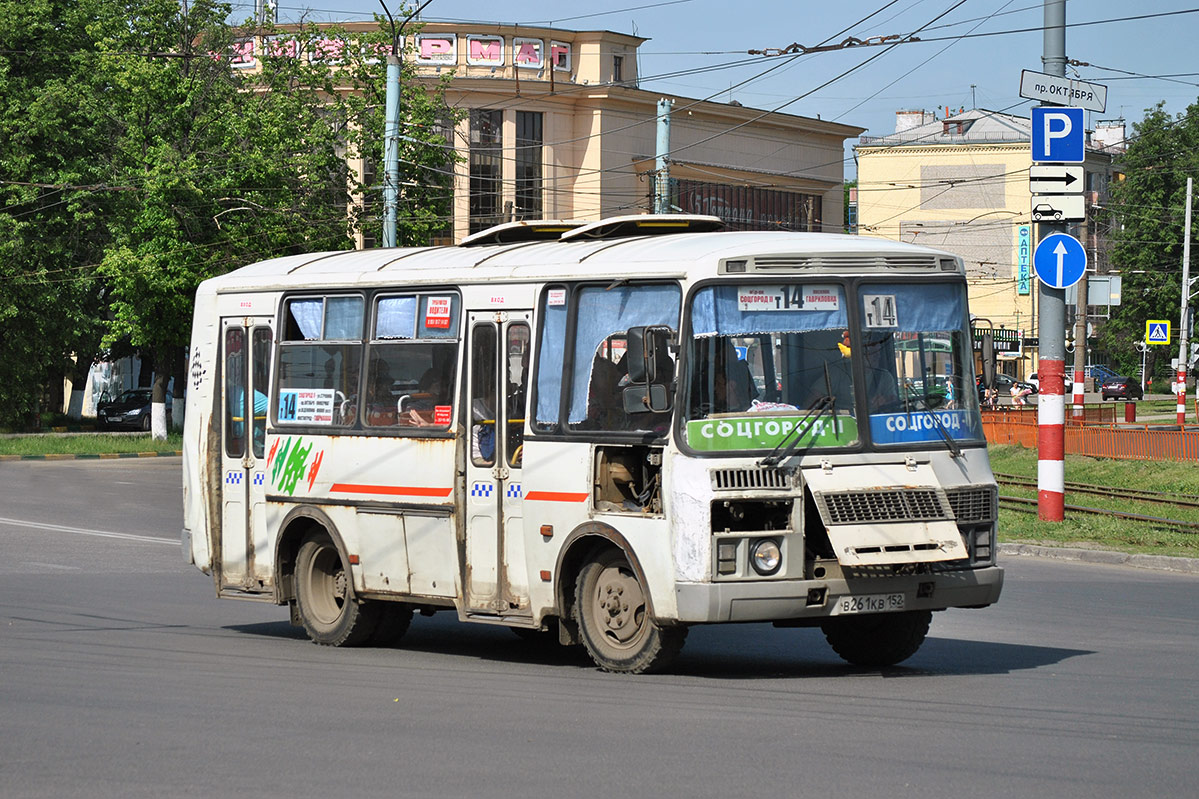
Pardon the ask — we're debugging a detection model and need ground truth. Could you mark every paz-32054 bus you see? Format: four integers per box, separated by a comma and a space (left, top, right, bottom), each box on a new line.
182, 215, 1002, 673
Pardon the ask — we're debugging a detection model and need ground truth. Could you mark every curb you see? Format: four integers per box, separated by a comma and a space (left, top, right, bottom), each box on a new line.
999, 543, 1199, 575
0, 451, 182, 462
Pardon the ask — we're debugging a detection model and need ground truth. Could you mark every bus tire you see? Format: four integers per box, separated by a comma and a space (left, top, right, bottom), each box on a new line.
820, 610, 932, 667
368, 603, 414, 646
574, 548, 686, 674
295, 533, 379, 647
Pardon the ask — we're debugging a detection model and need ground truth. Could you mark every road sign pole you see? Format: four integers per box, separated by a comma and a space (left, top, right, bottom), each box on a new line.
1037, 0, 1067, 523
1178, 177, 1193, 425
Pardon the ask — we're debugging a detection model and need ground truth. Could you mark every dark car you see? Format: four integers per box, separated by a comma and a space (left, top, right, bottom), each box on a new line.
97, 388, 169, 431
1100, 376, 1143, 401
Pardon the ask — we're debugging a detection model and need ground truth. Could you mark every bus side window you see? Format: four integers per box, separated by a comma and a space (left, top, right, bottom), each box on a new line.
275, 295, 364, 428
506, 323, 530, 467
364, 295, 459, 430
471, 324, 498, 466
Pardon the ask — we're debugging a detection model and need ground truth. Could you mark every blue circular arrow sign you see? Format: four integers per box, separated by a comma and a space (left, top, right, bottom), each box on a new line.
1033, 233, 1087, 289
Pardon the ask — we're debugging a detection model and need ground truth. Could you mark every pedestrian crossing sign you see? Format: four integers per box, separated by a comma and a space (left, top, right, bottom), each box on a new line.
1146, 320, 1171, 345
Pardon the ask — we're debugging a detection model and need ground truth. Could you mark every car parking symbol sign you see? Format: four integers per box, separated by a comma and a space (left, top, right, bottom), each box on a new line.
1031, 107, 1085, 163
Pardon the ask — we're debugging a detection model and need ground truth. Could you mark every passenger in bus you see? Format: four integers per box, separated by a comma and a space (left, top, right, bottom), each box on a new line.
472, 368, 496, 462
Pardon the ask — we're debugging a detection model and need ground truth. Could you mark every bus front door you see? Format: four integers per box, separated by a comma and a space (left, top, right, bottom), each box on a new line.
464, 312, 532, 616
218, 318, 274, 592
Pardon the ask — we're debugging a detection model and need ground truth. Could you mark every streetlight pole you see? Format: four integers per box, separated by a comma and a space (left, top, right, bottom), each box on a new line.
380, 0, 435, 249
1177, 177, 1194, 424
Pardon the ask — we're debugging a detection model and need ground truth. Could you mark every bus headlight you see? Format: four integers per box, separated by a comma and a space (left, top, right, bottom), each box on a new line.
749, 538, 781, 576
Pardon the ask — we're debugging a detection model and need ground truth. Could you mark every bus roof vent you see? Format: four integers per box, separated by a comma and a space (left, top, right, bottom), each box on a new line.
560, 214, 725, 242
750, 254, 939, 271
458, 219, 586, 247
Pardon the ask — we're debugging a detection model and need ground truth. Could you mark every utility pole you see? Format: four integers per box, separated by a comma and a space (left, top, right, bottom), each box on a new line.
654, 99, 673, 214
381, 0, 435, 248
1177, 176, 1193, 424
1037, 0, 1068, 522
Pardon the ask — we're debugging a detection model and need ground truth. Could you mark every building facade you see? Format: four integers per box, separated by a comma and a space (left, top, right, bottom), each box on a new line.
255, 21, 863, 243
855, 108, 1121, 379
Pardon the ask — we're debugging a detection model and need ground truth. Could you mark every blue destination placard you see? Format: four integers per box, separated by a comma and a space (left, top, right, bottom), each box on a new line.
869, 410, 980, 445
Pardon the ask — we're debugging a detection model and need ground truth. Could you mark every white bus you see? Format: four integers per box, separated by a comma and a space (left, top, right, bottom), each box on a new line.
182, 215, 1003, 673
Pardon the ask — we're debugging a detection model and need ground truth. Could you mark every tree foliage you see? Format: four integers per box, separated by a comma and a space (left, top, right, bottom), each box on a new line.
0, 1, 458, 431
1100, 100, 1199, 379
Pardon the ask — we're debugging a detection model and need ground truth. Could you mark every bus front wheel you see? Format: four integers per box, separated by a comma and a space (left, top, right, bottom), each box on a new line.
295, 533, 380, 647
820, 610, 932, 667
574, 548, 686, 674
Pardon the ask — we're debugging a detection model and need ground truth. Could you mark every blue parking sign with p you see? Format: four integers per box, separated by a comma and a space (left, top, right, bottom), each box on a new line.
1032, 107, 1085, 163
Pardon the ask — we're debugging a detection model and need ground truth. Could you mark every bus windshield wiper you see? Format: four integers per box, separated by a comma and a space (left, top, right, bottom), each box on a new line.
760, 364, 837, 468
908, 392, 961, 458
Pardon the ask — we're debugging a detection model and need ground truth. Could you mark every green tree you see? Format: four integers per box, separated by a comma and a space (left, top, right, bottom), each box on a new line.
96, 1, 357, 437
1099, 101, 1199, 379
0, 0, 120, 429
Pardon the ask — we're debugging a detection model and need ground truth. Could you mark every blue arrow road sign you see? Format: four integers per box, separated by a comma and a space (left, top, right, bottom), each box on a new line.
1033, 233, 1087, 289
1031, 107, 1085, 163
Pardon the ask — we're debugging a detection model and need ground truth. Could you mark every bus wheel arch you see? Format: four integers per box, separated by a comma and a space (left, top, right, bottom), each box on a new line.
274, 506, 379, 647
554, 523, 686, 674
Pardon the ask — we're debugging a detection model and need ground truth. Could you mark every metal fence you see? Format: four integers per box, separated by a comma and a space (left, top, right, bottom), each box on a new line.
982, 407, 1199, 462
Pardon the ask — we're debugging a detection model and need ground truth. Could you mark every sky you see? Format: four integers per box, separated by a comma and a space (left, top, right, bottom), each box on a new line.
233, 1, 1199, 176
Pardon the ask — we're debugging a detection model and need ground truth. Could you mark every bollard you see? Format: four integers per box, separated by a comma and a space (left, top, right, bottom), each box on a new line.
1124, 401, 1136, 423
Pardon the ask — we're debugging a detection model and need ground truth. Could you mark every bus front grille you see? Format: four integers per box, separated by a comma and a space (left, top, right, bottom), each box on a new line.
710, 467, 792, 491
816, 487, 951, 524
945, 485, 998, 523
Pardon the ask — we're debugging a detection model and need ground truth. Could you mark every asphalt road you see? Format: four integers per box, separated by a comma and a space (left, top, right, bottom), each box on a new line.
1, 458, 1197, 799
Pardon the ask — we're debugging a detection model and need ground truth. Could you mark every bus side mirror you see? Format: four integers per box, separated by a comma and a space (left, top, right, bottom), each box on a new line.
626, 326, 653, 383
623, 326, 673, 413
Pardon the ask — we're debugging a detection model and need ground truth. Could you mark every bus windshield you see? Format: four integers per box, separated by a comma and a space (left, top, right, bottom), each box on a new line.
681, 281, 983, 453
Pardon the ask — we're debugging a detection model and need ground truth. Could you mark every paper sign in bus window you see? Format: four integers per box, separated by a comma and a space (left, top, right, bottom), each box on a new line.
278, 388, 336, 424
425, 296, 453, 329
737, 285, 840, 312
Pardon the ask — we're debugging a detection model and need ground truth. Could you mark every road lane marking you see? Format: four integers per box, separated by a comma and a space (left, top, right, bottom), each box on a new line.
0, 516, 176, 546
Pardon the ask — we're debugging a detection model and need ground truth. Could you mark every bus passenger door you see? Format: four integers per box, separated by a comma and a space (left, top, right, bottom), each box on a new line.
464, 312, 532, 616
218, 318, 274, 592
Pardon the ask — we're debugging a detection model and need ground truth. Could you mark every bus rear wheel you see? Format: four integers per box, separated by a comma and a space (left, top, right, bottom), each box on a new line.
821, 609, 932, 667
295, 533, 379, 647
574, 548, 686, 674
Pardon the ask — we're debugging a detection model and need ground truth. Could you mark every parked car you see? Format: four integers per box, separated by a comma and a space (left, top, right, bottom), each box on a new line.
977, 374, 1037, 402
96, 388, 169, 431
1100, 376, 1143, 401
1028, 372, 1073, 392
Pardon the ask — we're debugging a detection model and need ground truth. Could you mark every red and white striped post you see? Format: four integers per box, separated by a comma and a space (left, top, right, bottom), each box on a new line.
1178, 368, 1188, 426
1037, 359, 1066, 521
1072, 368, 1085, 414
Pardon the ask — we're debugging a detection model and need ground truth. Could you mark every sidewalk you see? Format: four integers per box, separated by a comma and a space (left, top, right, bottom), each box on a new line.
1000, 543, 1199, 575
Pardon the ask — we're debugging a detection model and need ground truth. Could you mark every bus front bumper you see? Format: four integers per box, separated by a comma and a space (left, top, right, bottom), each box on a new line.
673, 565, 1003, 624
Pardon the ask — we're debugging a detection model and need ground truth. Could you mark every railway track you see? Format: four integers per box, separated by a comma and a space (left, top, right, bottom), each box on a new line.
994, 472, 1199, 510
995, 472, 1199, 533
997, 495, 1199, 534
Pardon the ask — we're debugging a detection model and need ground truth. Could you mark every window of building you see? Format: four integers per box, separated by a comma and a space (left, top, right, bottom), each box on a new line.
469, 109, 503, 234
613, 55, 623, 84
515, 111, 543, 220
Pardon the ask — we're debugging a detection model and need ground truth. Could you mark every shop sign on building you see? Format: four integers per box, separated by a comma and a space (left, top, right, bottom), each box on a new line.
1017, 225, 1031, 295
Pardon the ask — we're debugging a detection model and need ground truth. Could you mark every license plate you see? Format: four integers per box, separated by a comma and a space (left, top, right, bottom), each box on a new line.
834, 592, 905, 615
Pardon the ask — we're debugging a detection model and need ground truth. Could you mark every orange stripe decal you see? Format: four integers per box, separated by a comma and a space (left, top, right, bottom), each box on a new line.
524, 491, 589, 503
330, 483, 452, 498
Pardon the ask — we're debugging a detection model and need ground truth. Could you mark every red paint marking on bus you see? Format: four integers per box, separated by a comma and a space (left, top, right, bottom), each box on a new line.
524, 491, 589, 503
329, 483, 452, 497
